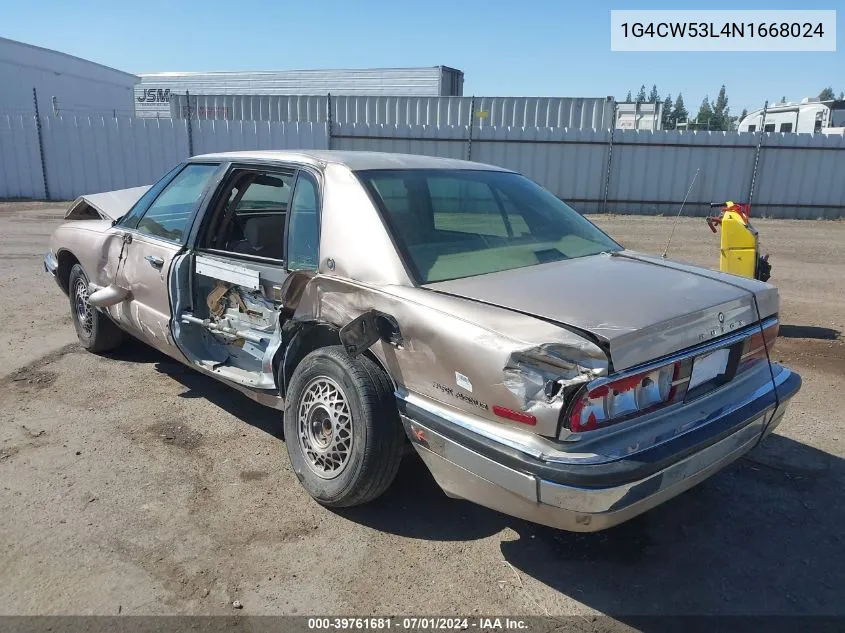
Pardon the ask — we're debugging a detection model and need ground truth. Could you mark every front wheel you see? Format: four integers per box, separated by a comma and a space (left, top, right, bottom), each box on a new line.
68, 264, 123, 353
283, 346, 405, 508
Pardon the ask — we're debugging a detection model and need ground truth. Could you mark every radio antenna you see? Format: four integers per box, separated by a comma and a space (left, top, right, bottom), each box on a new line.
662, 168, 700, 259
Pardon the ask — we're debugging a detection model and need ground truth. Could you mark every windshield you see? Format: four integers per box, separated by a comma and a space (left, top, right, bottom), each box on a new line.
358, 169, 621, 283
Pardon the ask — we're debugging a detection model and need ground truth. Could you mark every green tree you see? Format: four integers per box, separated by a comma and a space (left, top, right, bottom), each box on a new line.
818, 87, 835, 100
662, 94, 674, 129
839, 91, 844, 100
636, 84, 647, 102
672, 93, 688, 128
696, 96, 714, 129
648, 84, 660, 103
625, 90, 632, 103
739, 108, 748, 127
713, 85, 730, 130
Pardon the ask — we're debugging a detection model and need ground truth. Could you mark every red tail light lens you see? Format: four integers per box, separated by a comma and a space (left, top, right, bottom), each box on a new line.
740, 320, 779, 366
568, 361, 684, 432
492, 406, 537, 426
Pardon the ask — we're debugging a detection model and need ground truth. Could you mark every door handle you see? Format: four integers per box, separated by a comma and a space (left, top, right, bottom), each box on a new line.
145, 255, 164, 269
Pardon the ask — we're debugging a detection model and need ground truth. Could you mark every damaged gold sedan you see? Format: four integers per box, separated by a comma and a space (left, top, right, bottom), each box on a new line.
44, 150, 801, 531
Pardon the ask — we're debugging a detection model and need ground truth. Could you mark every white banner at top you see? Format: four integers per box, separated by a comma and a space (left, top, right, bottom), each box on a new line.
611, 10, 836, 52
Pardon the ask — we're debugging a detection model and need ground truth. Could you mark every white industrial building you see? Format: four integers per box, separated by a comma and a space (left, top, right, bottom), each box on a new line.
135, 66, 464, 118
0, 37, 139, 118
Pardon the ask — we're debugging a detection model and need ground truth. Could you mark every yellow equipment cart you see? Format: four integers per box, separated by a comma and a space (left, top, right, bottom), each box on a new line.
707, 202, 771, 282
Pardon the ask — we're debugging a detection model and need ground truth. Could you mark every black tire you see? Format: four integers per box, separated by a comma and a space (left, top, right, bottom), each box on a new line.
68, 264, 124, 353
284, 346, 405, 508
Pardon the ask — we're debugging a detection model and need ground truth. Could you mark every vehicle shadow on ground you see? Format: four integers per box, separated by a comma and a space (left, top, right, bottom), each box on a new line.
105, 337, 283, 438
342, 434, 844, 617
779, 324, 840, 340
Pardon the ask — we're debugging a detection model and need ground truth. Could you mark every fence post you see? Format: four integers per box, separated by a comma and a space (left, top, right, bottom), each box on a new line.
185, 90, 194, 157
466, 95, 476, 161
747, 100, 768, 211
327, 92, 333, 150
32, 88, 50, 200
601, 100, 618, 213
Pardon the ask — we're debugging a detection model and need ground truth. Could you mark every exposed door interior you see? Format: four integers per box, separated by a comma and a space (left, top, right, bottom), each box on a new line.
171, 166, 320, 391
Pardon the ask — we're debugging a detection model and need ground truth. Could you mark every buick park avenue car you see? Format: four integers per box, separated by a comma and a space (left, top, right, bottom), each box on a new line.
45, 150, 800, 532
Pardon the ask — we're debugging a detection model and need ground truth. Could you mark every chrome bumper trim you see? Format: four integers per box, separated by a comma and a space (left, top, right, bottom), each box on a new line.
401, 367, 800, 532
397, 364, 795, 467
43, 251, 58, 276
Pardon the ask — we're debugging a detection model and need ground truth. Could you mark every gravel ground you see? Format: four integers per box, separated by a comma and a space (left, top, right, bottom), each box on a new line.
1, 202, 843, 622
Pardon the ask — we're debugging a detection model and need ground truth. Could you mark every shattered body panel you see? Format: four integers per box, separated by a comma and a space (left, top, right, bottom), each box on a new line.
290, 276, 607, 438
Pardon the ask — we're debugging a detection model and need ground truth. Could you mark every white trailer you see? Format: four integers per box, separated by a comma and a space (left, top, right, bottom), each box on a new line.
738, 98, 845, 134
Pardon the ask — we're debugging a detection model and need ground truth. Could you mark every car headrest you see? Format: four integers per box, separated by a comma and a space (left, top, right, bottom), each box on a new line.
243, 215, 284, 253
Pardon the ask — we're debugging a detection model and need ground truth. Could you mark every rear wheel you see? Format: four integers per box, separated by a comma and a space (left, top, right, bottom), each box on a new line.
68, 264, 123, 353
283, 346, 404, 507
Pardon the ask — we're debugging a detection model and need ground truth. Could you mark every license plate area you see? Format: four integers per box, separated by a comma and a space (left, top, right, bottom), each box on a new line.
689, 348, 731, 390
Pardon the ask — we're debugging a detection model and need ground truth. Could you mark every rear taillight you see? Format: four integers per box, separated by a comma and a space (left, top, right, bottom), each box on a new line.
566, 319, 778, 434
568, 361, 686, 432
740, 320, 779, 366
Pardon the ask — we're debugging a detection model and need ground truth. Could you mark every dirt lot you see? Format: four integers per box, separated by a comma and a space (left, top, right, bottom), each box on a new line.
1, 202, 843, 622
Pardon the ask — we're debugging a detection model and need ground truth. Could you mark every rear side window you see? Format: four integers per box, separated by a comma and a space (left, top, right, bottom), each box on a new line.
286, 172, 320, 271
202, 169, 295, 260
134, 164, 218, 242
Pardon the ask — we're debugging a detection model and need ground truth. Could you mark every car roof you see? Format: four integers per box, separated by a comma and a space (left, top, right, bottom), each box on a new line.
189, 149, 511, 172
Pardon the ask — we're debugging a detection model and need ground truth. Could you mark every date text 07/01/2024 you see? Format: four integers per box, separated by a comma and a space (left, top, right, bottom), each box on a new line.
307, 617, 529, 630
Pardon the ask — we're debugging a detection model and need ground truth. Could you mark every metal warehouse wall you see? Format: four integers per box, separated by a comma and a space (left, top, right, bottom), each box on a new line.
135, 67, 463, 117
168, 94, 615, 130
0, 38, 138, 118
2, 115, 844, 219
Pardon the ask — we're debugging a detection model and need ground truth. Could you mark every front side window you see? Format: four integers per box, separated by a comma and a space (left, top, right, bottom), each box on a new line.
286, 172, 320, 271
359, 169, 621, 283
134, 163, 218, 242
780, 122, 793, 133
118, 163, 184, 228
764, 123, 776, 132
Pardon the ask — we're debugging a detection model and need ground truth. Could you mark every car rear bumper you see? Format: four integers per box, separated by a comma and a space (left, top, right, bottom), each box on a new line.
398, 365, 800, 532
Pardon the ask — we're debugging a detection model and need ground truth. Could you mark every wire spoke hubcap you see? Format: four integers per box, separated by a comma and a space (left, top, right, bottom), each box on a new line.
73, 278, 94, 336
297, 377, 353, 479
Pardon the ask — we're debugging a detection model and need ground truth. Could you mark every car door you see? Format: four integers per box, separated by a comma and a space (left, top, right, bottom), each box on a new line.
170, 164, 321, 390
115, 162, 220, 356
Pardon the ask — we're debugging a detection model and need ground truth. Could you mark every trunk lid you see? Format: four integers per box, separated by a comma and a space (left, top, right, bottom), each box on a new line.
426, 251, 769, 371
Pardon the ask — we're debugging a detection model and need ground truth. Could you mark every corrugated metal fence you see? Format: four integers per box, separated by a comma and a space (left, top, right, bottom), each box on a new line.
0, 116, 328, 200
2, 114, 844, 218
169, 94, 616, 129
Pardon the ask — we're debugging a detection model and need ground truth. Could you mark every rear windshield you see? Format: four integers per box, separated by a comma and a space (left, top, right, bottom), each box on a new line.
358, 169, 621, 283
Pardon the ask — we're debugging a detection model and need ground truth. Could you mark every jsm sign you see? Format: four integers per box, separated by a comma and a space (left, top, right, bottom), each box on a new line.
137, 89, 171, 103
